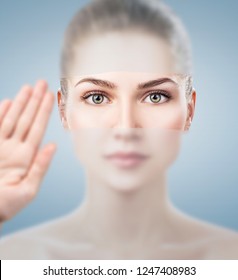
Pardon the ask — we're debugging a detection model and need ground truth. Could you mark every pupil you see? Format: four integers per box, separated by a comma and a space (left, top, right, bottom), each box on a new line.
150, 94, 161, 103
93, 94, 103, 104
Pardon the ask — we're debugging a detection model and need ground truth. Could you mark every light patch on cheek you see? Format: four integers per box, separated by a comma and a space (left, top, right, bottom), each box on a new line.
165, 91, 188, 130
138, 104, 187, 130
66, 105, 187, 130
166, 106, 187, 130
65, 95, 89, 129
146, 128, 182, 171
65, 92, 108, 129
69, 108, 105, 129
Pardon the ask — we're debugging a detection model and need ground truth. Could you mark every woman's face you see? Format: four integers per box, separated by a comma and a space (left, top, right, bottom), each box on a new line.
59, 31, 195, 191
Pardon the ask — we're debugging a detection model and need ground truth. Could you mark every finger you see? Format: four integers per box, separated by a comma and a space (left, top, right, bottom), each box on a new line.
14, 80, 47, 140
0, 100, 12, 126
0, 85, 32, 138
21, 143, 56, 200
26, 92, 54, 149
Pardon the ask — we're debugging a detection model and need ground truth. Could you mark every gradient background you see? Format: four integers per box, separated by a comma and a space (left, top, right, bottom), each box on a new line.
0, 0, 237, 236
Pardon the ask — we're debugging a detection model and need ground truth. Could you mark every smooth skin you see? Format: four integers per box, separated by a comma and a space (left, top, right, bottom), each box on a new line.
0, 81, 56, 223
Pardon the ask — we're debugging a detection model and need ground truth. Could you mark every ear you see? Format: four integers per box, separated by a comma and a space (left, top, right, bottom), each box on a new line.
184, 89, 196, 131
57, 89, 69, 129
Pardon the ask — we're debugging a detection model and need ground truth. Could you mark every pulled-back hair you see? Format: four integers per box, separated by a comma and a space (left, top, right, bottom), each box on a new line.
60, 0, 193, 96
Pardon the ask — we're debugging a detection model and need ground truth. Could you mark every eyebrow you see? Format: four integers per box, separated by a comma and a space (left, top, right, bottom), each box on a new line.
75, 78, 116, 89
74, 77, 178, 90
137, 77, 178, 89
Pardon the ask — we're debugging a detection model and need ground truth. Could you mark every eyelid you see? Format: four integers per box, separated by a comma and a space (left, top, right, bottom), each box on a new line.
141, 90, 172, 102
82, 90, 108, 98
80, 90, 111, 104
80, 89, 172, 104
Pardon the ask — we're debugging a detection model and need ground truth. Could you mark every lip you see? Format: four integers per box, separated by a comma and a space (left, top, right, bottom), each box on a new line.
104, 152, 149, 168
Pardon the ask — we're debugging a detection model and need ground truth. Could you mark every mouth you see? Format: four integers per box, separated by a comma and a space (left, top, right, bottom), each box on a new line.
104, 152, 149, 168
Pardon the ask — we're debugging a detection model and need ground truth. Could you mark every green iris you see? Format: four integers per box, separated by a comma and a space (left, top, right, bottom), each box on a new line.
92, 94, 104, 104
150, 93, 161, 103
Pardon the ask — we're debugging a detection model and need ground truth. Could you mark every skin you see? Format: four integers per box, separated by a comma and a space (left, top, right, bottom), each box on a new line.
64, 72, 190, 129
64, 72, 191, 193
0, 30, 238, 259
0, 81, 55, 224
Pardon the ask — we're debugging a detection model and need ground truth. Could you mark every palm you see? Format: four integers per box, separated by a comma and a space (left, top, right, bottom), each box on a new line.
0, 81, 56, 222
0, 139, 35, 185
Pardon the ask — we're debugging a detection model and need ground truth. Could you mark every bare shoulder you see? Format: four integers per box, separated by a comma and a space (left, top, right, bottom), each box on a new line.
174, 210, 238, 259
204, 231, 238, 259
189, 218, 238, 259
0, 214, 73, 259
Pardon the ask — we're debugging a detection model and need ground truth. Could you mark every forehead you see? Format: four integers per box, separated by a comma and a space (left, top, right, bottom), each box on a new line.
69, 30, 176, 77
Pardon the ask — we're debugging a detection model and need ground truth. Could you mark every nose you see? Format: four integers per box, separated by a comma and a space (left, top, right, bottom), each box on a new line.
112, 100, 141, 129
113, 126, 142, 142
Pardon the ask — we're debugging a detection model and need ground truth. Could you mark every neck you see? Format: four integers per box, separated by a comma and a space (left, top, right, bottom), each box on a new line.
73, 170, 176, 251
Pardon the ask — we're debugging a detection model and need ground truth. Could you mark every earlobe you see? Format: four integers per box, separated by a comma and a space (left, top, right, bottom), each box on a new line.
57, 89, 69, 129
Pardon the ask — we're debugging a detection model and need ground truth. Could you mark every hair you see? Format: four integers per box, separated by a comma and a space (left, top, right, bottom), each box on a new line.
60, 0, 193, 97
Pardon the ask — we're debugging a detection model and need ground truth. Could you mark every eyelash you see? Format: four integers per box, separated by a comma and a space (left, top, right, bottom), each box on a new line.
80, 91, 112, 104
80, 90, 172, 105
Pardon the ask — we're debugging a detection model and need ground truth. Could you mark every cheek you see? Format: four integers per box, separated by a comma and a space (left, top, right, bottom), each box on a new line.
67, 104, 117, 129
163, 105, 187, 129
72, 130, 104, 167
66, 96, 188, 130
66, 102, 101, 129
141, 104, 187, 130
147, 129, 182, 170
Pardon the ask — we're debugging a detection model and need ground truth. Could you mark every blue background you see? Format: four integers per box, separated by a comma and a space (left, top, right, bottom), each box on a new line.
0, 0, 238, 236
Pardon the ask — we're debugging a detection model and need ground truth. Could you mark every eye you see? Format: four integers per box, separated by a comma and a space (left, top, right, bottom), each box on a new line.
81, 91, 110, 105
142, 91, 170, 104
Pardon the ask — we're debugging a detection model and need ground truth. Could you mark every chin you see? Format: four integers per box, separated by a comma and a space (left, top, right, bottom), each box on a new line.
102, 168, 165, 194
105, 179, 147, 194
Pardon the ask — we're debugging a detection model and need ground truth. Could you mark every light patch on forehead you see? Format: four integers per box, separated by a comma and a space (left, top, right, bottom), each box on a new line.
68, 30, 178, 77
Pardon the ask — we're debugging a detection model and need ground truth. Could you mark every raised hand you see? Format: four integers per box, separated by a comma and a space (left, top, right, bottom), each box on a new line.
0, 80, 56, 223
